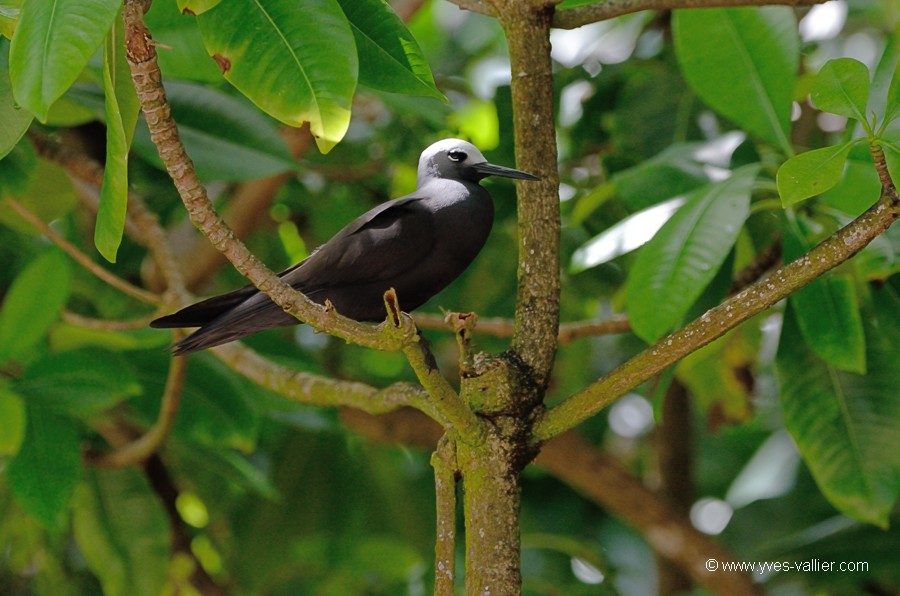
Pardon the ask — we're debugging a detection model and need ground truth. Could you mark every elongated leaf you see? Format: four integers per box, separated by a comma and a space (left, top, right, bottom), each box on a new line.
777, 298, 900, 527
131, 80, 296, 181
0, 40, 32, 158
673, 7, 797, 153
9, 0, 121, 120
73, 468, 171, 596
6, 406, 82, 529
811, 58, 870, 122
16, 349, 142, 418
0, 385, 26, 456
337, 0, 443, 100
571, 197, 685, 272
145, 0, 220, 82
0, 249, 71, 363
626, 165, 759, 342
784, 217, 866, 373
197, 0, 357, 153
777, 141, 856, 207
95, 15, 140, 263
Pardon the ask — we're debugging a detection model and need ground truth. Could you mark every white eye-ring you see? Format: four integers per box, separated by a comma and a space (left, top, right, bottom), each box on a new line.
448, 150, 467, 162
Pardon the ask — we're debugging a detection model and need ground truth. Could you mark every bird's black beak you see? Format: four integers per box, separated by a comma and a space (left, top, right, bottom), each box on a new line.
472, 161, 540, 181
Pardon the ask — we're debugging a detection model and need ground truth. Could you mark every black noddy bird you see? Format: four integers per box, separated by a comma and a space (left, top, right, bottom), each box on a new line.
151, 139, 539, 354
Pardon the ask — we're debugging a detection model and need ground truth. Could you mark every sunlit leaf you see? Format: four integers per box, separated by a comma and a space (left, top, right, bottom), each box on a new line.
0, 0, 22, 39
197, 0, 357, 153
673, 7, 797, 153
0, 249, 71, 363
811, 58, 870, 122
6, 406, 82, 529
73, 468, 171, 596
777, 141, 856, 207
9, 0, 121, 120
626, 165, 759, 342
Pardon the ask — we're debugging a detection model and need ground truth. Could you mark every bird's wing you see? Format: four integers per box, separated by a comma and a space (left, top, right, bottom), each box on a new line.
282, 195, 435, 289
151, 196, 433, 329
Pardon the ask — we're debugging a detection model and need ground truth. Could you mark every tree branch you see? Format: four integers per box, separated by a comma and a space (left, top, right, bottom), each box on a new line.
451, 0, 825, 29
534, 183, 900, 442
414, 312, 631, 343
432, 435, 459, 595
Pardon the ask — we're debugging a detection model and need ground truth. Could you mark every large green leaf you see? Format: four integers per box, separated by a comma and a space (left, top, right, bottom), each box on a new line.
95, 15, 140, 263
0, 0, 21, 40
777, 295, 900, 527
131, 80, 296, 181
6, 406, 82, 529
0, 39, 32, 159
673, 7, 797, 153
15, 349, 142, 418
72, 468, 171, 596
197, 0, 357, 153
777, 141, 857, 208
626, 165, 759, 342
784, 217, 866, 374
337, 0, 443, 100
8, 0, 121, 121
811, 58, 871, 122
0, 249, 71, 364
177, 0, 220, 14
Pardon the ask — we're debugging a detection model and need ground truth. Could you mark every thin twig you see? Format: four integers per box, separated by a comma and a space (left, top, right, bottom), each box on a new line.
6, 198, 161, 305
63, 310, 158, 331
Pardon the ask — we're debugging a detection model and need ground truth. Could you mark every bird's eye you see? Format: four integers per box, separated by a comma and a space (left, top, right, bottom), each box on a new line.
448, 150, 467, 162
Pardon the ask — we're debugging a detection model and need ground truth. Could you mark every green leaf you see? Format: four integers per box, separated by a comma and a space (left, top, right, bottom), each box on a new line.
336, 0, 444, 100
0, 386, 26, 456
197, 0, 357, 153
0, 156, 77, 233
626, 165, 759, 342
811, 58, 871, 122
73, 468, 171, 596
673, 7, 797, 153
783, 215, 866, 373
177, 0, 220, 15
883, 141, 900, 188
777, 297, 900, 527
95, 14, 140, 263
821, 144, 881, 216
777, 141, 856, 207
9, 0, 121, 121
0, 39, 32, 159
131, 80, 297, 181
0, 249, 71, 363
16, 349, 142, 418
6, 406, 82, 529
145, 0, 221, 83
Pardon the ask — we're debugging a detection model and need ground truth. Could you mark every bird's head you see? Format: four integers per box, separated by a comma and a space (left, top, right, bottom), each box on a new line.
417, 138, 539, 186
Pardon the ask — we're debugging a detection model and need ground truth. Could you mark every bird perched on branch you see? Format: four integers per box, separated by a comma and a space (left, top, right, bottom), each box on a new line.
151, 139, 539, 354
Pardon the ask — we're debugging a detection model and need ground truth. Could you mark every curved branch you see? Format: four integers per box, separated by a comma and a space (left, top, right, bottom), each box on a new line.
414, 312, 631, 343
87, 338, 188, 468
534, 183, 900, 442
451, 0, 825, 29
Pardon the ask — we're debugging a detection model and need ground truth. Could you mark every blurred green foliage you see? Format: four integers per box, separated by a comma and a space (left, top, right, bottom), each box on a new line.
1, 0, 900, 594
